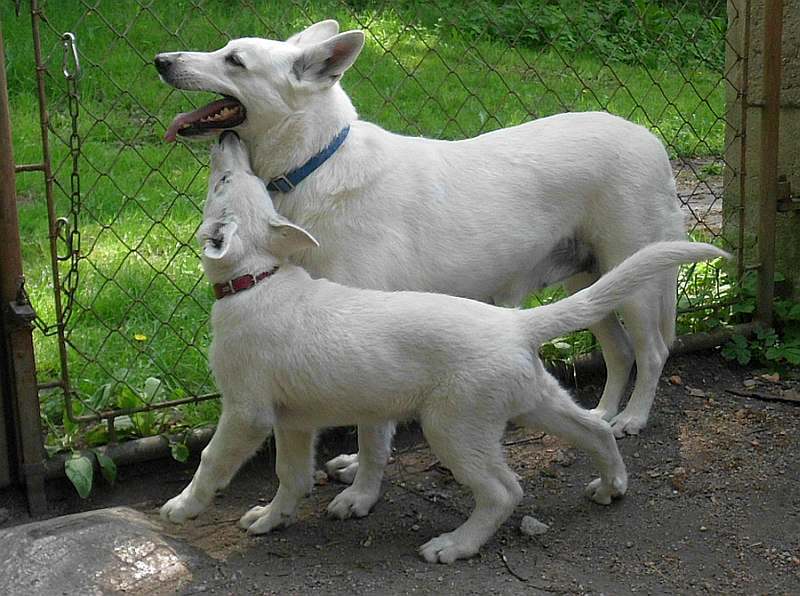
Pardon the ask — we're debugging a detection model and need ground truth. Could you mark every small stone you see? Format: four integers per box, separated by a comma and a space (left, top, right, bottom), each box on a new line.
687, 387, 706, 398
669, 375, 683, 386
625, 541, 634, 548
670, 466, 688, 492
313, 470, 329, 485
411, 524, 420, 532
743, 379, 757, 388
520, 515, 549, 536
647, 469, 661, 478
362, 535, 373, 547
699, 526, 708, 532
761, 372, 780, 383
555, 449, 576, 467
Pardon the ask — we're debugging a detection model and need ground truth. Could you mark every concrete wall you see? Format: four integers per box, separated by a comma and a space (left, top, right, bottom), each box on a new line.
724, 0, 800, 297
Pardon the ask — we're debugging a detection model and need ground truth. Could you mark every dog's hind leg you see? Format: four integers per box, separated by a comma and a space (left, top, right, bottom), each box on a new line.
417, 417, 522, 564
515, 373, 627, 505
608, 288, 671, 437
327, 423, 394, 519
563, 272, 634, 421
240, 426, 316, 534
161, 409, 271, 523
325, 422, 396, 486
325, 422, 395, 484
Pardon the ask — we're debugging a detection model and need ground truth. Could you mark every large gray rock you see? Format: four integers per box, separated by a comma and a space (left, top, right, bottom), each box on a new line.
0, 507, 206, 595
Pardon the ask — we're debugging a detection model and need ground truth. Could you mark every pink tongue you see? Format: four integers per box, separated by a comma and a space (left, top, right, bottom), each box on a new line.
164, 98, 240, 142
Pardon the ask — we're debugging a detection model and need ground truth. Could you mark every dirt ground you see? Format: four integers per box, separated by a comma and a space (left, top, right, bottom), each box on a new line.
672, 158, 724, 235
2, 350, 799, 595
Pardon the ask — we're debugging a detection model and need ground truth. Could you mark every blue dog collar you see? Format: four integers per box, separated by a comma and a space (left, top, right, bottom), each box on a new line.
267, 125, 350, 193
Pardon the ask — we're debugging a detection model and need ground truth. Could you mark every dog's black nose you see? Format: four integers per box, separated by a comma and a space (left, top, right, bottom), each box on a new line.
154, 55, 171, 75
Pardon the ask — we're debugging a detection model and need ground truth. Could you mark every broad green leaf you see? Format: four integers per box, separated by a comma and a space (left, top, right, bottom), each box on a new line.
93, 450, 117, 485
114, 415, 134, 431
143, 377, 166, 403
170, 442, 190, 463
84, 424, 109, 447
117, 386, 141, 410
90, 382, 115, 410
65, 453, 93, 498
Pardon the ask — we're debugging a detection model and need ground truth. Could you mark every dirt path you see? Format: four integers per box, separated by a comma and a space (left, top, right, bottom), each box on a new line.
673, 158, 724, 236
2, 351, 799, 595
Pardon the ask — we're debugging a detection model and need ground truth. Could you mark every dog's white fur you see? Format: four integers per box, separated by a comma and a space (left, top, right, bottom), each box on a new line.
159, 134, 727, 563
156, 20, 687, 514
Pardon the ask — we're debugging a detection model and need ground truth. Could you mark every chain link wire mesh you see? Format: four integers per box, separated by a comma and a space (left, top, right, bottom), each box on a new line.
7, 0, 744, 448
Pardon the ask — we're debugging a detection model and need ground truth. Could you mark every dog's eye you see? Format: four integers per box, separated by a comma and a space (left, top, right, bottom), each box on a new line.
225, 53, 245, 68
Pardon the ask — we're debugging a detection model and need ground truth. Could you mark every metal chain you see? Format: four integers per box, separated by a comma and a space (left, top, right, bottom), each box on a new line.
57, 32, 82, 333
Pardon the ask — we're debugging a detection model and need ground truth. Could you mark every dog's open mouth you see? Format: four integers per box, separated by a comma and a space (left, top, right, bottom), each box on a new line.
164, 96, 246, 142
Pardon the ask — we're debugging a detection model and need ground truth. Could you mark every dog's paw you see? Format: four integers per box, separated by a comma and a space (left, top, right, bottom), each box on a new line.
324, 453, 359, 484
609, 411, 648, 437
239, 504, 296, 535
326, 486, 379, 520
589, 406, 616, 422
419, 532, 478, 564
160, 492, 206, 524
585, 475, 627, 505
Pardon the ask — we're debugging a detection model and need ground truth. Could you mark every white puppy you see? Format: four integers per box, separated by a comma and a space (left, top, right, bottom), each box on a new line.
160, 133, 727, 564
155, 21, 687, 511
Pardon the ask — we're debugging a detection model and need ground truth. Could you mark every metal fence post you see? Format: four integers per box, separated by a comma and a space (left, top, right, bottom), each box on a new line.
756, 0, 784, 327
0, 17, 47, 514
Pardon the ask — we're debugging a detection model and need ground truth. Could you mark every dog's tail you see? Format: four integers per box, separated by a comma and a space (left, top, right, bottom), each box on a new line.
524, 241, 729, 346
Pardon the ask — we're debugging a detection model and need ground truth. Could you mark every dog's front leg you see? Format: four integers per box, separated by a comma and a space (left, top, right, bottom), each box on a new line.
239, 426, 315, 534
161, 410, 271, 523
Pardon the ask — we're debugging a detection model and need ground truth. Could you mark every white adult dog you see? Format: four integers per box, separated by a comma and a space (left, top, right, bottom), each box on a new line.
155, 20, 687, 519
159, 132, 725, 564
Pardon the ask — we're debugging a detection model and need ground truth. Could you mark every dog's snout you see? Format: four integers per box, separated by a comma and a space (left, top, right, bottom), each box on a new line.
154, 54, 172, 75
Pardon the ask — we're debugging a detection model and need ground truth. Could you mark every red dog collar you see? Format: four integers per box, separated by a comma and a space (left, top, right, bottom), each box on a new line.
213, 266, 279, 300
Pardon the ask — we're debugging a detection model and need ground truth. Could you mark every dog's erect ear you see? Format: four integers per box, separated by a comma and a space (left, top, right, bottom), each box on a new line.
286, 20, 340, 46
267, 215, 319, 257
202, 221, 238, 260
292, 31, 365, 86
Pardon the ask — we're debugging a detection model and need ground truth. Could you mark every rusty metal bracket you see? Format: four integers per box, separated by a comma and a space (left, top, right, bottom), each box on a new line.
777, 175, 800, 212
5, 278, 36, 328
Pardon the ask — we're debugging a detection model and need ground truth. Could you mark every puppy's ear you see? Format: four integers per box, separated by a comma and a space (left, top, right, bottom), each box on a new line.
292, 31, 364, 86
202, 221, 239, 260
267, 215, 319, 257
287, 20, 340, 46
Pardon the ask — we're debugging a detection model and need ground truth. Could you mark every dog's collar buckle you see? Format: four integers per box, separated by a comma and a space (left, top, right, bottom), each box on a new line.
267, 125, 350, 194
269, 175, 295, 193
213, 267, 279, 300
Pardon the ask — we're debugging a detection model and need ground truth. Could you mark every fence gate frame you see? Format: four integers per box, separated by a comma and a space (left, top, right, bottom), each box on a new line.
0, 12, 46, 513
0, 1, 789, 515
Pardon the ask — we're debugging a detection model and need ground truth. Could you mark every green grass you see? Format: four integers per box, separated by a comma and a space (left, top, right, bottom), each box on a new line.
3, 1, 730, 448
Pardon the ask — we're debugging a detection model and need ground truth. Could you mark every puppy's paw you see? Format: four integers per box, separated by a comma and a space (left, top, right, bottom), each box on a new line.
160, 492, 206, 524
610, 411, 648, 438
589, 406, 616, 422
419, 532, 477, 564
585, 475, 627, 505
239, 504, 296, 535
326, 486, 379, 520
324, 453, 359, 484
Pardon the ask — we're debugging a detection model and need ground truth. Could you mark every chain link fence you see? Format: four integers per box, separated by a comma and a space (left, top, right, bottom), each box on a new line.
5, 0, 743, 452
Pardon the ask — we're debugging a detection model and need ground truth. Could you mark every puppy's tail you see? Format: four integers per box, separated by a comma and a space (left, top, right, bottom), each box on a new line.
524, 241, 729, 346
